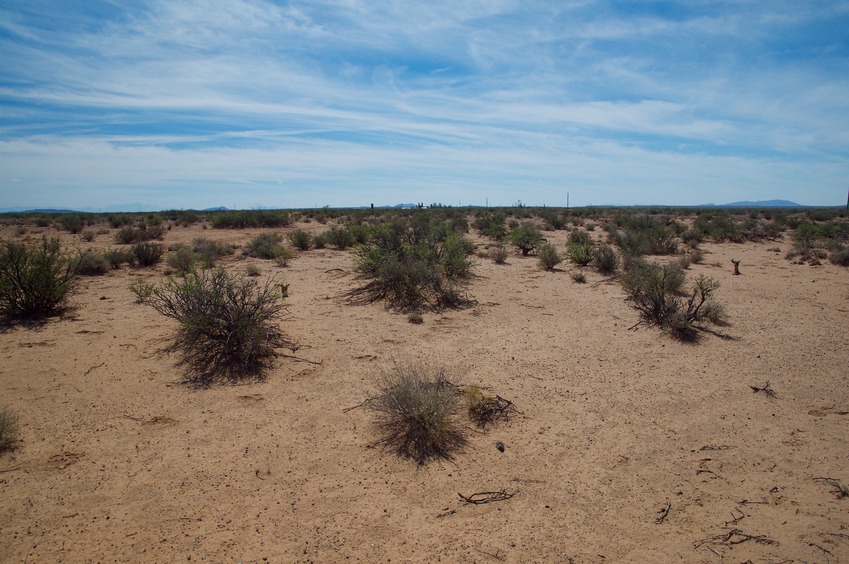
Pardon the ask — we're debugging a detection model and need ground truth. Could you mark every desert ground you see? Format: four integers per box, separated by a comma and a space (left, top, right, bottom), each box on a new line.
1, 215, 848, 563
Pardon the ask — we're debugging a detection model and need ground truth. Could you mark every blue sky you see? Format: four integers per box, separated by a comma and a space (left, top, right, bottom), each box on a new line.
1, 0, 847, 210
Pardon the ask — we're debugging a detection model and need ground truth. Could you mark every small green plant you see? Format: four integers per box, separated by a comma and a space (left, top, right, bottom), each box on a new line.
81, 230, 96, 242
312, 232, 327, 249
287, 229, 313, 251
245, 264, 261, 277
139, 268, 294, 382
274, 247, 296, 267
132, 242, 165, 267
0, 238, 78, 318
243, 233, 286, 260
571, 270, 587, 283
59, 215, 84, 234
367, 361, 467, 465
463, 385, 518, 429
508, 223, 544, 256
129, 279, 155, 303
0, 408, 19, 453
537, 243, 562, 270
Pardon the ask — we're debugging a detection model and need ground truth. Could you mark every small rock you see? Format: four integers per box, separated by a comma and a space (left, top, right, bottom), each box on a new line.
495, 441, 505, 452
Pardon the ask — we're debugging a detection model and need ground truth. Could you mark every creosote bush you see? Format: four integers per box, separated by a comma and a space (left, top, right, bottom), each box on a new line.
0, 238, 78, 319
566, 241, 596, 266
243, 233, 287, 260
288, 229, 313, 251
594, 245, 618, 275
621, 259, 725, 341
367, 361, 467, 465
132, 242, 165, 267
75, 252, 110, 276
139, 268, 294, 382
0, 408, 19, 454
348, 217, 474, 311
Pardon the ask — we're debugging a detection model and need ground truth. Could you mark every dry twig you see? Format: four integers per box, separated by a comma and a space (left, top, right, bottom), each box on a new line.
750, 381, 777, 398
655, 501, 671, 524
458, 489, 516, 505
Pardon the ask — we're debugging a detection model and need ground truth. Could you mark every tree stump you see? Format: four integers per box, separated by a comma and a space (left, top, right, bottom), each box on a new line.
731, 259, 741, 275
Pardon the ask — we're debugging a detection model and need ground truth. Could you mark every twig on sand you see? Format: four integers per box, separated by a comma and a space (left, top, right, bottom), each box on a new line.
655, 501, 671, 524
458, 489, 516, 505
750, 381, 777, 398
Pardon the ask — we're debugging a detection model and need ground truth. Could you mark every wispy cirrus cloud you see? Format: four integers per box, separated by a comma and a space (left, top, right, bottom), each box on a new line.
0, 0, 847, 208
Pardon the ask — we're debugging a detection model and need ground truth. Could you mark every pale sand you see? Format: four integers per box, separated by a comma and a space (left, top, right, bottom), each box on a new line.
1, 219, 848, 562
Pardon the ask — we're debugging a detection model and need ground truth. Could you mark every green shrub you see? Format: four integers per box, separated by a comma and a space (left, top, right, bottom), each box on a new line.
347, 224, 373, 245
313, 232, 327, 249
566, 242, 596, 266
192, 238, 234, 267
245, 264, 261, 277
0, 238, 78, 318
508, 223, 544, 256
81, 230, 96, 242
537, 243, 562, 270
367, 360, 467, 465
568, 229, 592, 244
594, 245, 618, 275
243, 233, 286, 260
59, 215, 84, 234
348, 218, 474, 311
75, 253, 110, 276
0, 408, 19, 454
325, 228, 356, 250
287, 229, 313, 251
132, 242, 165, 267
104, 248, 134, 269
166, 246, 198, 276
139, 268, 294, 381
115, 224, 164, 244
571, 270, 587, 283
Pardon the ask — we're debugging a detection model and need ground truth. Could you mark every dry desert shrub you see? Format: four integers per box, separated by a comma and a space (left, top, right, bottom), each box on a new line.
75, 252, 110, 276
139, 267, 295, 382
287, 229, 313, 251
621, 258, 725, 341
367, 361, 467, 465
594, 244, 619, 275
490, 244, 509, 264
508, 222, 544, 256
131, 241, 165, 267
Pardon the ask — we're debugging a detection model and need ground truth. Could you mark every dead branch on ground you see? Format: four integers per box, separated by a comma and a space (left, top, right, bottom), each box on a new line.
458, 489, 516, 505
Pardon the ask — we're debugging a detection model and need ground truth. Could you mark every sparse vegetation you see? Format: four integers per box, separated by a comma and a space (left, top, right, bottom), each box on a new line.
566, 241, 596, 266
192, 238, 234, 267
0, 238, 79, 318
324, 227, 356, 250
139, 267, 294, 381
166, 246, 199, 276
367, 360, 467, 465
490, 244, 509, 264
594, 245, 618, 275
571, 270, 587, 283
211, 210, 290, 229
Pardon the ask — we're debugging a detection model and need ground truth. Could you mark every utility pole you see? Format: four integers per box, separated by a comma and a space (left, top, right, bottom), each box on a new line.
567, 192, 570, 209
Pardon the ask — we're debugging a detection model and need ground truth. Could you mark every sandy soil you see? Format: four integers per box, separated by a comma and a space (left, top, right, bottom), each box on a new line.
1, 219, 848, 563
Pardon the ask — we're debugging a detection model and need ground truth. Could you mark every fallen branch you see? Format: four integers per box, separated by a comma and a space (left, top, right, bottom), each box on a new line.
458, 489, 516, 505
814, 477, 849, 499
700, 444, 734, 451
84, 362, 105, 376
694, 528, 778, 549
655, 501, 671, 524
750, 381, 777, 398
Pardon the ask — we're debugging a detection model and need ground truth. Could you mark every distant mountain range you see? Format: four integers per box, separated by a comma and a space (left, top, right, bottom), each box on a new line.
0, 199, 822, 214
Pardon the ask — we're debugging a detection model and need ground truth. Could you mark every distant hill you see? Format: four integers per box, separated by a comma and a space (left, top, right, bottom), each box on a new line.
700, 200, 804, 208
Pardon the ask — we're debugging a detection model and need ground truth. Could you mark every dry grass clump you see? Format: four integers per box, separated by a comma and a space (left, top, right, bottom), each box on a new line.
367, 361, 467, 465
490, 244, 509, 264
0, 408, 20, 454
139, 267, 294, 383
537, 243, 562, 270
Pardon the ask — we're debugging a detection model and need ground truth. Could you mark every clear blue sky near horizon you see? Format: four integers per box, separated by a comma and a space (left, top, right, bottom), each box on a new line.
1, 1, 847, 210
